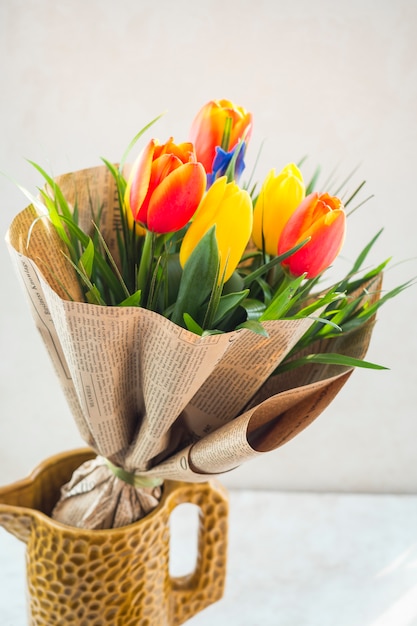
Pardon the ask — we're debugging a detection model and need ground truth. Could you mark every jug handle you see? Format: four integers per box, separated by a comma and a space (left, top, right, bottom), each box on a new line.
168, 479, 229, 624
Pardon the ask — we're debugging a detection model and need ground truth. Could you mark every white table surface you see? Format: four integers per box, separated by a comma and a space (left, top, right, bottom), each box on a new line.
1, 489, 417, 626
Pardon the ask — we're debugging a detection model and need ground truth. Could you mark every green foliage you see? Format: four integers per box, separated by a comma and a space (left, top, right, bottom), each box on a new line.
23, 125, 413, 378
276, 352, 388, 373
171, 227, 219, 328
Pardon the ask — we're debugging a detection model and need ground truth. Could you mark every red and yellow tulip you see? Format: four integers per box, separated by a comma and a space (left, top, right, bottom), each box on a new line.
252, 163, 305, 256
124, 137, 206, 234
180, 176, 253, 282
278, 192, 346, 278
189, 99, 252, 176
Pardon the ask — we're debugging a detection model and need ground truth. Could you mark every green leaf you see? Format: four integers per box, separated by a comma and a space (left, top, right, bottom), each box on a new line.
119, 290, 142, 307
136, 230, 155, 300
300, 316, 342, 333
305, 164, 321, 195
221, 116, 233, 151
85, 285, 105, 305
62, 252, 106, 305
344, 180, 366, 207
345, 192, 375, 217
118, 113, 165, 173
242, 297, 266, 320
28, 160, 74, 222
92, 222, 131, 299
242, 238, 309, 289
202, 328, 228, 336
78, 238, 95, 279
101, 157, 121, 182
260, 274, 306, 321
249, 276, 273, 305
292, 288, 343, 319
183, 313, 204, 335
37, 190, 74, 253
340, 278, 415, 333
236, 319, 269, 337
212, 289, 250, 326
170, 227, 219, 327
343, 229, 384, 285
59, 215, 126, 302
101, 157, 127, 198
332, 164, 361, 196
224, 139, 246, 183
222, 270, 245, 294
277, 352, 388, 373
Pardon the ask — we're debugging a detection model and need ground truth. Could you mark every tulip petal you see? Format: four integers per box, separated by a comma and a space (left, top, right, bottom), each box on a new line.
286, 210, 346, 278
151, 153, 183, 187
252, 164, 305, 255
192, 114, 224, 172
179, 177, 229, 267
279, 192, 346, 278
278, 192, 320, 248
212, 188, 253, 281
190, 99, 252, 175
180, 178, 228, 266
134, 153, 183, 225
146, 162, 206, 233
124, 139, 157, 221
180, 177, 252, 282
157, 139, 195, 163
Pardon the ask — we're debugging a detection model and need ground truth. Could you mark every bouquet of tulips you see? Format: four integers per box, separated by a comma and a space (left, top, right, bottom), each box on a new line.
6, 99, 408, 529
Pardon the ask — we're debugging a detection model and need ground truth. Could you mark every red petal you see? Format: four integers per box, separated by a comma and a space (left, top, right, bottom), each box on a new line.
127, 139, 157, 221
189, 102, 224, 172
284, 211, 346, 278
147, 163, 206, 233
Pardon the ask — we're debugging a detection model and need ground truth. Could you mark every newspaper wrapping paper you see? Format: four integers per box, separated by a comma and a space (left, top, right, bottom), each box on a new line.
6, 165, 380, 528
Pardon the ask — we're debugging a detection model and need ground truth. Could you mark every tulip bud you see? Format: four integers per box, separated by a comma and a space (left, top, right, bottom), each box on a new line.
278, 192, 346, 278
189, 99, 252, 182
180, 176, 253, 282
124, 138, 206, 234
252, 163, 305, 256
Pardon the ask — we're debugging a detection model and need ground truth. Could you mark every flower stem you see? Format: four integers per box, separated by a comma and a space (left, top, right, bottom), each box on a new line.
137, 230, 154, 301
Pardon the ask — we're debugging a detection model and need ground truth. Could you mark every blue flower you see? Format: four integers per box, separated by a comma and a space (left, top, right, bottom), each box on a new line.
206, 142, 246, 188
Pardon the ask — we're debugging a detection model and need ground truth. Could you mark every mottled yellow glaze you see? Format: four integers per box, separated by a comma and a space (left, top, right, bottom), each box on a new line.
0, 449, 229, 625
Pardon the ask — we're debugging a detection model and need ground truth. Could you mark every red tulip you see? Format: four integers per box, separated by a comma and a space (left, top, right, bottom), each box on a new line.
124, 138, 206, 234
189, 99, 252, 175
278, 192, 346, 278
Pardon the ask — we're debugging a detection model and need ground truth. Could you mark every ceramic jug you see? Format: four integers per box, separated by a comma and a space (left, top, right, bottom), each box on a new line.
0, 448, 229, 625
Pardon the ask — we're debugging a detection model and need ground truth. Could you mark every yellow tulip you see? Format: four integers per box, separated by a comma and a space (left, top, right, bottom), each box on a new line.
180, 176, 253, 282
252, 163, 305, 255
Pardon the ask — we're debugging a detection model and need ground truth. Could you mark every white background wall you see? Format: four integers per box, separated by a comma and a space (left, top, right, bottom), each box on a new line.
0, 0, 416, 493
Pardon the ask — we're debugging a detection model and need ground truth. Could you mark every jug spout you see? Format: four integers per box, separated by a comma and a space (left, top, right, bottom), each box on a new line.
0, 448, 95, 543
0, 475, 37, 542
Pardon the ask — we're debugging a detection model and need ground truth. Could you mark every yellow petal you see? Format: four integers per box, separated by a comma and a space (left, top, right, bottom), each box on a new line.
180, 178, 253, 282
252, 164, 305, 255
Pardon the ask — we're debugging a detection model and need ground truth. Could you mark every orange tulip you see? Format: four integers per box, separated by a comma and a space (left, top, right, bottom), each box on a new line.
278, 192, 346, 278
189, 99, 252, 176
124, 137, 206, 234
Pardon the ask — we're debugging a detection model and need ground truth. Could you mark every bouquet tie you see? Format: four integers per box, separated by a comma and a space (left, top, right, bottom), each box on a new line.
104, 459, 164, 489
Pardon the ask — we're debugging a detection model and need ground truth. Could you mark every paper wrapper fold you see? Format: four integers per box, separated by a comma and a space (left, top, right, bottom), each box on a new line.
6, 165, 381, 528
